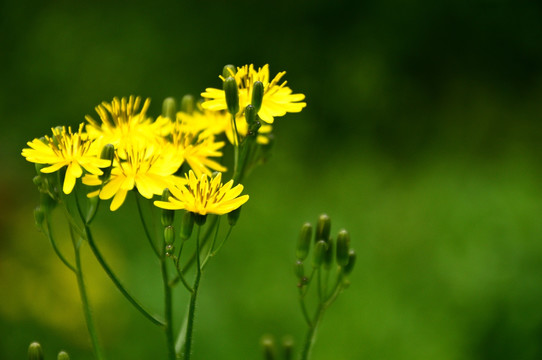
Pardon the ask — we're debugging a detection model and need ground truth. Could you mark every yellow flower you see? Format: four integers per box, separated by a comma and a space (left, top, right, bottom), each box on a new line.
154, 170, 249, 215
22, 124, 110, 194
83, 145, 184, 211
200, 64, 306, 124
85, 96, 171, 151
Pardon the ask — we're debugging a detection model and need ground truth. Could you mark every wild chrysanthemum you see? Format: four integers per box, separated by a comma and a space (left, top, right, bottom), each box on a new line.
154, 170, 249, 215
85, 96, 171, 151
22, 124, 110, 194
83, 145, 184, 211
200, 64, 306, 124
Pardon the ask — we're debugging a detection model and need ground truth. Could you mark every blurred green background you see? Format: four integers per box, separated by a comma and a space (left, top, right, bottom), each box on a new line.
2, 0, 542, 359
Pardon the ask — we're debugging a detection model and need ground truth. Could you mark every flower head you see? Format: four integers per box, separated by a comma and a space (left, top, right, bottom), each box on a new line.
22, 124, 110, 194
201, 64, 306, 124
154, 170, 249, 215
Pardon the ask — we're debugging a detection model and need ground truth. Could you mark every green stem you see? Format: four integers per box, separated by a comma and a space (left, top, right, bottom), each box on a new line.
84, 224, 165, 327
161, 256, 176, 360
298, 289, 312, 327
44, 215, 75, 272
135, 193, 160, 258
181, 225, 202, 360
299, 305, 325, 360
70, 226, 105, 360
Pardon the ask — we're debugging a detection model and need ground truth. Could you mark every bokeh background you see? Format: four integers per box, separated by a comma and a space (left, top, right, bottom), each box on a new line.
2, 0, 542, 359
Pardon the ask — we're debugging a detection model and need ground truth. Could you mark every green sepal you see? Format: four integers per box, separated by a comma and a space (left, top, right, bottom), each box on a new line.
57, 351, 70, 360
245, 104, 257, 125
323, 237, 334, 270
294, 260, 305, 279
227, 206, 242, 226
180, 94, 195, 114
28, 342, 44, 360
343, 249, 356, 275
313, 240, 327, 268
194, 213, 207, 226
162, 97, 177, 121
336, 229, 351, 267
180, 211, 195, 241
160, 188, 175, 227
296, 222, 312, 260
164, 226, 175, 245
315, 214, 331, 242
251, 81, 264, 112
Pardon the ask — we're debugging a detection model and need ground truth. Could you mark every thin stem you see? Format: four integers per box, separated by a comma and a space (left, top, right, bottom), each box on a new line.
181, 225, 202, 360
161, 255, 176, 360
84, 224, 165, 327
298, 288, 312, 327
135, 193, 160, 258
44, 215, 75, 272
70, 225, 105, 360
299, 305, 325, 360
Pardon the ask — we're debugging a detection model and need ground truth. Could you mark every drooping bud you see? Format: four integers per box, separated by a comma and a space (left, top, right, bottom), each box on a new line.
336, 229, 351, 267
261, 334, 277, 360
34, 206, 45, 229
57, 351, 70, 360
282, 336, 294, 360
180, 211, 195, 240
222, 64, 236, 78
227, 206, 242, 226
313, 240, 327, 268
294, 260, 304, 279
315, 214, 331, 242
296, 222, 312, 261
251, 81, 264, 113
160, 189, 175, 227
245, 104, 257, 125
323, 237, 334, 270
162, 97, 177, 121
180, 94, 195, 114
99, 144, 115, 181
343, 249, 356, 275
223, 77, 240, 115
28, 342, 44, 360
164, 226, 175, 245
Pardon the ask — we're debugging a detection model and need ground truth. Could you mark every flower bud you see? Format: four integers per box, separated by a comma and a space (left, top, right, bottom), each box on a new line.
222, 64, 236, 78
313, 240, 327, 268
323, 237, 334, 270
160, 189, 175, 227
296, 222, 312, 261
261, 334, 276, 360
282, 336, 294, 360
164, 226, 175, 245
294, 260, 304, 279
57, 351, 70, 360
180, 94, 195, 114
223, 77, 239, 115
34, 206, 45, 229
162, 97, 177, 121
336, 229, 350, 267
343, 249, 356, 275
227, 206, 242, 226
244, 104, 257, 125
251, 81, 264, 113
180, 211, 195, 240
99, 144, 115, 181
315, 214, 331, 242
28, 342, 44, 360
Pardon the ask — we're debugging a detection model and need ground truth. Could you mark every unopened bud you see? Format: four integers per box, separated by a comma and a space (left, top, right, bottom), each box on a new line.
223, 77, 239, 115
315, 214, 331, 242
222, 64, 236, 78
164, 226, 175, 245
57, 351, 70, 360
294, 260, 304, 279
162, 97, 177, 121
180, 211, 195, 240
245, 104, 257, 125
282, 336, 294, 360
28, 342, 44, 360
343, 249, 356, 275
296, 222, 312, 260
336, 229, 351, 267
261, 334, 276, 360
180, 94, 195, 114
251, 81, 264, 113
313, 240, 327, 268
323, 237, 334, 270
227, 206, 242, 226
160, 189, 175, 227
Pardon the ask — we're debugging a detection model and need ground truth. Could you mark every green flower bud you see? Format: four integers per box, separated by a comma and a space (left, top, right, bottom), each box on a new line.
160, 189, 175, 227
99, 144, 115, 181
323, 237, 334, 270
245, 104, 257, 125
57, 351, 70, 360
194, 213, 207, 226
313, 240, 327, 268
251, 81, 264, 113
296, 222, 312, 260
227, 206, 242, 226
162, 97, 177, 121
34, 206, 45, 229
180, 94, 195, 114
28, 342, 44, 360
282, 336, 294, 360
336, 229, 351, 267
294, 260, 304, 279
343, 249, 356, 275
180, 211, 195, 241
223, 77, 240, 115
315, 214, 331, 242
164, 226, 175, 245
261, 334, 276, 360
222, 64, 236, 78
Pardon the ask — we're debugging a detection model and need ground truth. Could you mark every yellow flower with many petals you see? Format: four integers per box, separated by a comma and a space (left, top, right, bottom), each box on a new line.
83, 145, 184, 211
201, 64, 306, 124
85, 96, 171, 151
22, 124, 110, 194
154, 170, 249, 215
